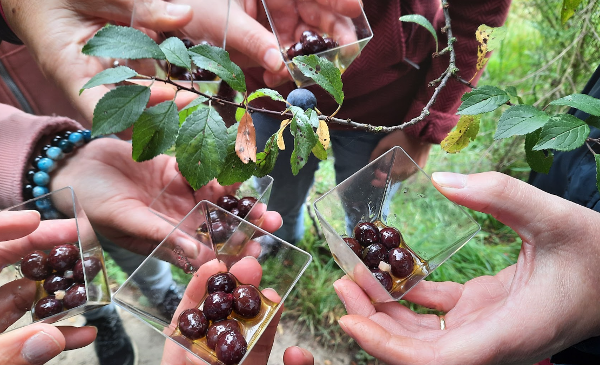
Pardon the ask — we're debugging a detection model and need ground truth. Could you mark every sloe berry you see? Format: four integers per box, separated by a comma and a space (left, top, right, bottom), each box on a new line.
286, 89, 317, 111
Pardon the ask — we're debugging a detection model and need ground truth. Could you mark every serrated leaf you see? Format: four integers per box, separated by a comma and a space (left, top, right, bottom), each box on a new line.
236, 111, 257, 163
533, 114, 590, 151
217, 123, 256, 185
92, 85, 151, 136
399, 15, 438, 52
179, 96, 209, 126
132, 101, 178, 161
505, 86, 518, 98
549, 94, 600, 117
525, 129, 554, 174
255, 134, 279, 177
595, 154, 600, 193
494, 105, 550, 140
175, 107, 228, 189
82, 25, 165, 60
189, 45, 246, 92
277, 119, 291, 150
290, 107, 318, 174
440, 115, 480, 153
235, 107, 246, 122
293, 55, 344, 104
561, 0, 583, 24
247, 88, 285, 104
80, 66, 137, 94
586, 115, 600, 129
473, 25, 506, 81
160, 37, 192, 69
457, 86, 509, 115
312, 141, 328, 160
316, 119, 330, 149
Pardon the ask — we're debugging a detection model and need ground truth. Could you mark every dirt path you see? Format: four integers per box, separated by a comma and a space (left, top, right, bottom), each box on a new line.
47, 308, 351, 365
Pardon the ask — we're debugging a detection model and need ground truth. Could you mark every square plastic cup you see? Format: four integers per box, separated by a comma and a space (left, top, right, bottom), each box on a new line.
261, 0, 373, 87
149, 175, 273, 234
313, 147, 480, 303
113, 200, 312, 365
0, 187, 111, 333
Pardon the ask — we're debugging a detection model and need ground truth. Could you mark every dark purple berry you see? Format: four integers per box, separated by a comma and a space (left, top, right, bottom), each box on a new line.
389, 247, 414, 278
73, 257, 102, 283
230, 207, 241, 217
193, 68, 217, 81
20, 251, 51, 281
35, 296, 63, 319
300, 30, 326, 54
43, 274, 73, 294
217, 195, 239, 212
207, 272, 237, 294
181, 38, 195, 48
204, 291, 234, 321
362, 243, 387, 268
371, 268, 393, 292
178, 308, 208, 340
354, 222, 380, 247
48, 244, 80, 272
206, 319, 241, 350
237, 197, 257, 217
210, 221, 229, 244
232, 285, 262, 319
343, 237, 362, 257
216, 330, 247, 365
170, 65, 188, 79
380, 227, 402, 250
63, 283, 87, 309
323, 37, 338, 49
286, 42, 304, 59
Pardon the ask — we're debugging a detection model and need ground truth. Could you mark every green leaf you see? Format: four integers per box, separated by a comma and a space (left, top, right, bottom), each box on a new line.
255, 134, 279, 177
289, 107, 318, 175
293, 55, 344, 104
399, 14, 438, 52
586, 115, 600, 129
561, 0, 583, 24
525, 129, 554, 174
494, 105, 550, 140
160, 37, 192, 69
312, 141, 328, 160
188, 44, 246, 92
457, 86, 510, 115
132, 101, 179, 161
549, 94, 600, 117
596, 154, 600, 193
80, 66, 137, 94
505, 86, 518, 98
246, 88, 285, 104
179, 96, 208, 126
533, 114, 590, 151
217, 124, 256, 185
235, 107, 246, 122
92, 85, 151, 137
175, 107, 229, 189
440, 115, 480, 153
82, 25, 165, 60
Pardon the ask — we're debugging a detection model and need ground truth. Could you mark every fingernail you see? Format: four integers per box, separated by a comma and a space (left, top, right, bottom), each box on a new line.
22, 331, 62, 364
166, 3, 192, 17
432, 172, 467, 189
263, 48, 283, 72
332, 281, 346, 307
175, 237, 199, 259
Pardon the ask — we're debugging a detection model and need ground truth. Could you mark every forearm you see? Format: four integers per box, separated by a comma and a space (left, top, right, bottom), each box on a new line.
0, 104, 82, 208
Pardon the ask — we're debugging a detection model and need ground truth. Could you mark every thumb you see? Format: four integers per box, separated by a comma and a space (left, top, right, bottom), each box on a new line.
283, 346, 315, 365
0, 324, 65, 365
130, 0, 193, 31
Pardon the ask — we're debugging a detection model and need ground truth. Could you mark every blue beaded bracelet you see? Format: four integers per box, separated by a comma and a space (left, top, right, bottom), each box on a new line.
23, 129, 94, 219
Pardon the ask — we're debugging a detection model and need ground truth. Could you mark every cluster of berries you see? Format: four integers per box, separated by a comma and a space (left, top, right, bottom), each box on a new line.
286, 30, 338, 59
170, 38, 217, 82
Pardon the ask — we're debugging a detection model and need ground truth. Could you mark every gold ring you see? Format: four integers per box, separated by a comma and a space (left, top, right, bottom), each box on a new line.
439, 315, 446, 330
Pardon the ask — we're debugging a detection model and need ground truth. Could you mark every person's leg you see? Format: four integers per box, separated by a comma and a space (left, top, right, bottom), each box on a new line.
330, 129, 387, 185
254, 112, 321, 244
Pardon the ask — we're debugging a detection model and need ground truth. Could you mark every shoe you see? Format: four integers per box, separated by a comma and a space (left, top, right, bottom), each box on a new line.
157, 283, 184, 319
86, 310, 138, 365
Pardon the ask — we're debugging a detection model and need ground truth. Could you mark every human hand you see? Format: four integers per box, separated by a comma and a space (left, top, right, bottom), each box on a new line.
49, 138, 282, 257
160, 257, 314, 365
334, 172, 600, 365
0, 0, 193, 125
0, 210, 96, 364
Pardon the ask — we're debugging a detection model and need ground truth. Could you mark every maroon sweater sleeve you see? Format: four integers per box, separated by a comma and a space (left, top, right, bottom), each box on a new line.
0, 104, 83, 208
402, 0, 511, 143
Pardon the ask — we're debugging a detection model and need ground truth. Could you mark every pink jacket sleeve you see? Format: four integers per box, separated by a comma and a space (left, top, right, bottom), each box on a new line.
0, 104, 83, 208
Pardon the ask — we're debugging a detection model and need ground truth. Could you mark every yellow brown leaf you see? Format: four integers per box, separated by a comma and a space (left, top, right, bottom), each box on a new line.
235, 111, 257, 163
277, 119, 291, 150
316, 119, 330, 150
440, 115, 481, 153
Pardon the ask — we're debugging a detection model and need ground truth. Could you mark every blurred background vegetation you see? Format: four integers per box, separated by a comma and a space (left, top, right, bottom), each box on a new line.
106, 0, 600, 363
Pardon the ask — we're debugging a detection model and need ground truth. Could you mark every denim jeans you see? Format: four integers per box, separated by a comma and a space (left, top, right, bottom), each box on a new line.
254, 112, 387, 244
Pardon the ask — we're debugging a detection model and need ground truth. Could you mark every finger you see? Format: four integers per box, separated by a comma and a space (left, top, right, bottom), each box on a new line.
0, 323, 66, 365
229, 256, 263, 287
0, 279, 36, 332
333, 277, 377, 318
401, 280, 464, 313
338, 315, 436, 365
0, 211, 40, 242
311, 0, 364, 18
56, 326, 97, 350
246, 288, 283, 361
283, 346, 315, 365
